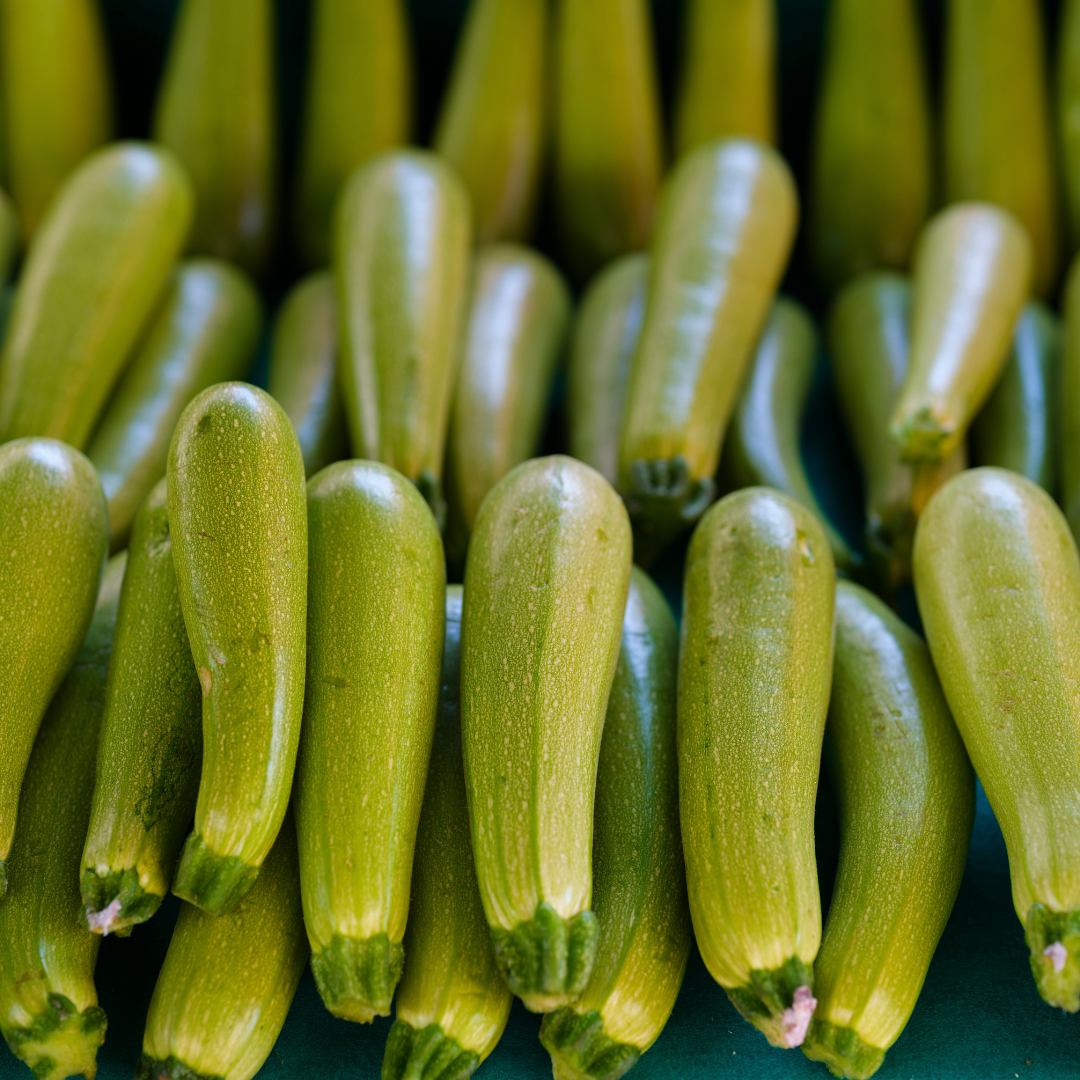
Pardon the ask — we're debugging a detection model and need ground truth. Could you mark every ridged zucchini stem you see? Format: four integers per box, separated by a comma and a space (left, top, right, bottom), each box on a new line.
726, 957, 817, 1048
1026, 905, 1080, 1010
382, 1020, 480, 1080
310, 933, 404, 1022
804, 1020, 885, 1080
540, 1008, 640, 1080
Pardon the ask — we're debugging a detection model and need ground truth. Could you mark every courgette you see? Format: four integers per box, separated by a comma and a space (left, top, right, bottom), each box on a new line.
1058, 0, 1080, 252
1060, 255, 1080, 542
0, 189, 19, 285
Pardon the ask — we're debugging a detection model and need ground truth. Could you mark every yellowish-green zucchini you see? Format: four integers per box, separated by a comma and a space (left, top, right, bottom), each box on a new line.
1059, 253, 1080, 542
1058, 0, 1080, 253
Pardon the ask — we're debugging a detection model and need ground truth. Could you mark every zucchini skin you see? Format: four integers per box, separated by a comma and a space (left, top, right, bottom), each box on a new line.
434, 0, 546, 244
0, 438, 108, 893
617, 138, 797, 559
334, 149, 472, 530
540, 567, 691, 1080
461, 455, 632, 1013
294, 0, 412, 266
808, 0, 932, 295
1060, 0, 1080, 253
167, 383, 308, 915
567, 253, 649, 487
296, 460, 445, 1023
267, 270, 349, 478
1060, 256, 1080, 542
890, 202, 1033, 466
913, 467, 1080, 1011
0, 553, 125, 1080
81, 478, 203, 938
382, 586, 512, 1080
802, 582, 974, 1079
87, 258, 262, 551
678, 487, 835, 1047
0, 142, 194, 449
552, 0, 663, 281
136, 813, 308, 1080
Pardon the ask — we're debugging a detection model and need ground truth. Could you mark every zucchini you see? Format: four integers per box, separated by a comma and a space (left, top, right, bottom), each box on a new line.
382, 585, 513, 1079
0, 437, 108, 895
433, 0, 546, 243
87, 257, 262, 551
296, 460, 445, 1022
539, 567, 691, 1080
461, 455, 632, 1013
678, 487, 834, 1047
0, 189, 19, 286
802, 581, 975, 1079
1061, 255, 1080, 542
80, 478, 203, 938
617, 138, 798, 560
0, 553, 125, 1080
334, 149, 472, 530
1059, 0, 1080, 253
0, 142, 194, 448
167, 382, 308, 915
914, 467, 1080, 1011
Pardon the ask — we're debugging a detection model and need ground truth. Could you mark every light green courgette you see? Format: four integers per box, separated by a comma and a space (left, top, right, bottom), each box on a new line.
267, 270, 349, 478
802, 582, 974, 1079
296, 460, 445, 1023
382, 585, 513, 1080
617, 138, 798, 560
679, 487, 834, 1047
0, 438, 108, 895
334, 149, 472, 530
914, 467, 1080, 1011
539, 567, 691, 1080
461, 455, 632, 1013
1059, 0, 1080, 253
87, 257, 262, 551
167, 383, 308, 915
0, 553, 124, 1080
1060, 254, 1080, 542
80, 478, 203, 938
0, 142, 194, 448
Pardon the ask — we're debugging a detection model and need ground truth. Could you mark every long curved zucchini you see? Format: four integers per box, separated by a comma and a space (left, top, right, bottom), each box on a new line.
461, 455, 632, 1013
382, 585, 513, 1080
296, 460, 445, 1023
539, 567, 691, 1080
0, 142, 194, 448
81, 478, 203, 938
0, 553, 124, 1080
914, 467, 1080, 1011
167, 383, 308, 915
1060, 256, 1080, 542
334, 149, 472, 530
0, 438, 108, 894
802, 582, 974, 1079
1059, 0, 1080, 252
87, 257, 262, 551
679, 487, 834, 1047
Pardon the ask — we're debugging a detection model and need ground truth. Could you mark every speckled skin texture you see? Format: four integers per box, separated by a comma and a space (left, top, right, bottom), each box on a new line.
0, 437, 108, 884
167, 382, 307, 909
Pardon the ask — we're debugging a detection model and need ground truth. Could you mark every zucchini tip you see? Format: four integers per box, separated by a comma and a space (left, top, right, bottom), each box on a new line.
539, 1007, 641, 1080
802, 1019, 887, 1080
171, 833, 261, 916
726, 958, 817, 1048
381, 1019, 480, 1080
1026, 904, 1080, 1011
310, 931, 404, 1023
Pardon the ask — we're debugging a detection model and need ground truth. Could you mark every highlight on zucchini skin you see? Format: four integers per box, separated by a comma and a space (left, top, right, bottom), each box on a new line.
382, 586, 512, 1080
540, 567, 691, 1080
1059, 254, 1080, 543
802, 581, 975, 1080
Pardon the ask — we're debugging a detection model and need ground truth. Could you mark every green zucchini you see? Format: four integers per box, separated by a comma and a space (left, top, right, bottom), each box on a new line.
617, 138, 798, 560
334, 149, 472, 530
0, 552, 125, 1080
136, 812, 307, 1080
296, 460, 445, 1022
0, 142, 194, 448
433, 0, 546, 244
552, 0, 663, 281
890, 202, 1033, 466
382, 585, 513, 1080
539, 566, 691, 1080
153, 0, 276, 276
678, 487, 834, 1047
944, 0, 1058, 297
461, 455, 632, 1013
914, 467, 1080, 1011
807, 0, 932, 295
801, 582, 975, 1079
167, 382, 308, 915
1059, 0, 1080, 253
80, 478, 203, 938
1060, 255, 1080, 542
0, 188, 19, 285
267, 270, 349, 478
0, 437, 108, 895
294, 0, 412, 266
87, 257, 262, 551
674, 0, 775, 156
566, 253, 649, 487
